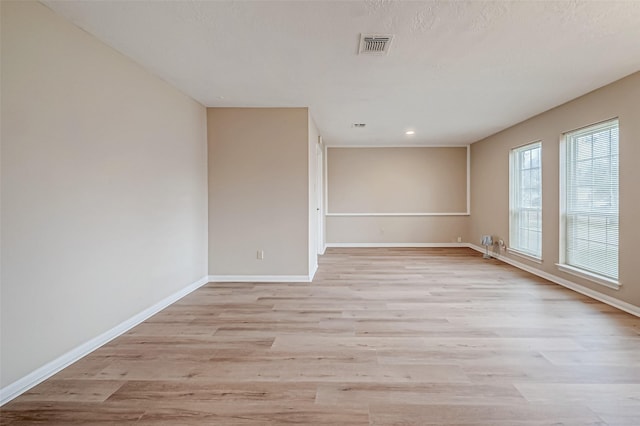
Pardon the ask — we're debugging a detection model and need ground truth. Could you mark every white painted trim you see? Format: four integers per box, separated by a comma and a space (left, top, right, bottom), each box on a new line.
507, 248, 543, 264
326, 212, 470, 217
323, 143, 329, 221
325, 242, 468, 248
208, 275, 313, 283
511, 139, 545, 151
466, 244, 639, 317
0, 275, 210, 406
559, 133, 568, 266
561, 116, 620, 137
325, 144, 470, 148
309, 262, 318, 282
315, 139, 325, 257
555, 263, 620, 290
558, 118, 620, 281
5, 245, 636, 406
508, 141, 542, 257
308, 122, 318, 282
466, 144, 471, 215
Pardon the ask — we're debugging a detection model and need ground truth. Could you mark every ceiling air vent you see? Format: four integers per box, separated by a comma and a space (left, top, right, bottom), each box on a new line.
352, 123, 366, 128
358, 34, 394, 55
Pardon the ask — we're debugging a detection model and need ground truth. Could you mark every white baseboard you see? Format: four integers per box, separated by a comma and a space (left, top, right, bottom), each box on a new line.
309, 262, 318, 282
4, 245, 636, 406
325, 242, 468, 248
208, 274, 313, 283
0, 275, 210, 406
466, 243, 640, 317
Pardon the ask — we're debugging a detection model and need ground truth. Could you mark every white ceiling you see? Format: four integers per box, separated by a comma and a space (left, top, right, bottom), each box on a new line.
42, 0, 640, 146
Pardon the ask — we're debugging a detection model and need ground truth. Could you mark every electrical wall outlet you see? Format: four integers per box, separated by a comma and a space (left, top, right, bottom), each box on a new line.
257, 250, 264, 260
457, 236, 462, 243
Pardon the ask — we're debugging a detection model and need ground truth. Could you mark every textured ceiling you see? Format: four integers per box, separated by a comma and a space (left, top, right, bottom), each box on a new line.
42, 0, 640, 146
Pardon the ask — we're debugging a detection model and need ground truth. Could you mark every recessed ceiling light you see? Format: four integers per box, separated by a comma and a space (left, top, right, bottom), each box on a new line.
405, 130, 415, 135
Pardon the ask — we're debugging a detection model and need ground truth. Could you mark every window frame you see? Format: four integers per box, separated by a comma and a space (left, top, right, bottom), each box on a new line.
558, 118, 620, 290
509, 141, 543, 261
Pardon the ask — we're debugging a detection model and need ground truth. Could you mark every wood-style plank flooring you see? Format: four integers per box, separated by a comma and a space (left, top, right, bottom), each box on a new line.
3, 248, 640, 425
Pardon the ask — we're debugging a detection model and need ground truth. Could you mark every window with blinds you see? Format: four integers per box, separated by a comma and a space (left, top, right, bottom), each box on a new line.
561, 119, 619, 284
510, 142, 542, 258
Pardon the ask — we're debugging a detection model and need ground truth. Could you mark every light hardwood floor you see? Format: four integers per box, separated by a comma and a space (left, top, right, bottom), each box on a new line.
2, 248, 640, 425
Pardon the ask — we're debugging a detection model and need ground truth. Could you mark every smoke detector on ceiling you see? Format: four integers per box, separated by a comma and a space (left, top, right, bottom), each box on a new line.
358, 34, 394, 55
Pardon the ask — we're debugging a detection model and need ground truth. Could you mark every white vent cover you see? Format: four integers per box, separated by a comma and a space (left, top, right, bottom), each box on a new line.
358, 34, 394, 55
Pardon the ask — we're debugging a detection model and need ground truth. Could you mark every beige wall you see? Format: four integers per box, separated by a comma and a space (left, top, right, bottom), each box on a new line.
3, 0, 636, 398
327, 147, 468, 214
471, 72, 640, 308
208, 108, 310, 277
0, 0, 208, 389
326, 147, 470, 244
327, 216, 470, 244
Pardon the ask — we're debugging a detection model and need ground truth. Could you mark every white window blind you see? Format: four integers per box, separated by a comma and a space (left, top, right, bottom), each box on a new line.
562, 119, 619, 281
510, 142, 542, 258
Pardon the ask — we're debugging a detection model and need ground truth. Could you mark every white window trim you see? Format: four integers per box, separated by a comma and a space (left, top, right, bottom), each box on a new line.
558, 118, 619, 288
509, 141, 542, 259
555, 263, 621, 290
507, 247, 542, 264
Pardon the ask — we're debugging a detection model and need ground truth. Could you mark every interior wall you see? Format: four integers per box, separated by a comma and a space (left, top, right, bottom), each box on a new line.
470, 71, 640, 308
308, 113, 320, 275
207, 108, 310, 277
326, 216, 470, 245
325, 147, 470, 244
327, 147, 468, 214
0, 0, 208, 389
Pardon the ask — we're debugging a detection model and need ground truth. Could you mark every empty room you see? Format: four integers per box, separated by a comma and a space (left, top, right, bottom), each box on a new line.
2, 1, 640, 424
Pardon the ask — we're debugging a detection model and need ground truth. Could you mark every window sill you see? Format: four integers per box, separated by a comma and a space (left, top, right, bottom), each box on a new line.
555, 263, 620, 290
507, 248, 542, 264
